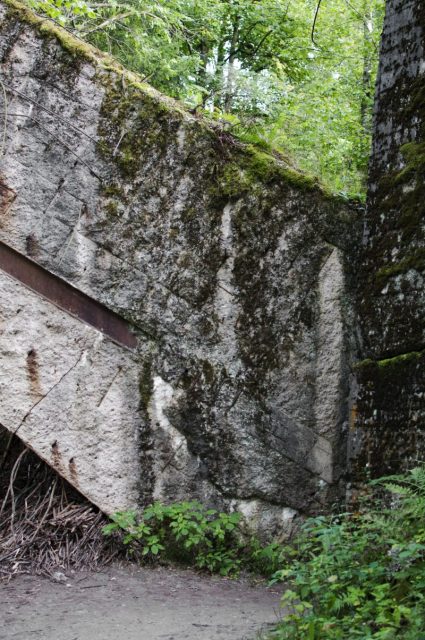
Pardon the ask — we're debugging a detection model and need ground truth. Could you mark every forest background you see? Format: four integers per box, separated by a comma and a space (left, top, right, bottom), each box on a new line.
28, 0, 385, 197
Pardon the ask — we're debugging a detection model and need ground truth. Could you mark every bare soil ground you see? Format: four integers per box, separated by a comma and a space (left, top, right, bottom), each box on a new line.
0, 563, 284, 640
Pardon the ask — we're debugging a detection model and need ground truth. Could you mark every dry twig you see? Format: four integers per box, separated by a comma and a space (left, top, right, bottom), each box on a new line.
0, 438, 123, 583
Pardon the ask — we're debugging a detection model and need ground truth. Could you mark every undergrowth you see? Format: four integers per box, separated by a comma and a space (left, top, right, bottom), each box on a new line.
102, 500, 282, 577
103, 466, 425, 639
270, 466, 425, 640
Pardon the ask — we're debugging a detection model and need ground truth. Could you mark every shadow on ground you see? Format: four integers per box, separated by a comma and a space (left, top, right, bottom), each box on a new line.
0, 563, 284, 640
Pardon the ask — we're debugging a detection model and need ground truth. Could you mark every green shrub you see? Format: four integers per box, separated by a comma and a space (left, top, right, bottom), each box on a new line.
103, 468, 425, 638
103, 500, 286, 577
103, 501, 244, 576
269, 466, 425, 640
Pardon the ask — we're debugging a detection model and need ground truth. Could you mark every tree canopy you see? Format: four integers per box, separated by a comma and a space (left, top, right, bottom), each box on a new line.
28, 0, 385, 196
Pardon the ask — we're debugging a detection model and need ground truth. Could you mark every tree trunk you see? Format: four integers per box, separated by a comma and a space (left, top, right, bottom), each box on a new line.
360, 8, 374, 135
224, 15, 240, 113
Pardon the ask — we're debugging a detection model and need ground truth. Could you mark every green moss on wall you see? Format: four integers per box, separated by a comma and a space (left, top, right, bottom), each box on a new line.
399, 141, 425, 174
355, 348, 425, 371
375, 248, 425, 284
139, 359, 153, 412
368, 135, 425, 292
96, 73, 214, 186
377, 350, 424, 368
210, 144, 336, 202
4, 0, 353, 214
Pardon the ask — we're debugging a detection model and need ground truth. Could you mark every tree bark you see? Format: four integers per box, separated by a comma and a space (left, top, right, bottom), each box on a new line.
224, 15, 240, 113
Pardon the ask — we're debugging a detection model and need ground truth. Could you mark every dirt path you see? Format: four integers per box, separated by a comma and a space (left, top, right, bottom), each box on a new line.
0, 564, 284, 640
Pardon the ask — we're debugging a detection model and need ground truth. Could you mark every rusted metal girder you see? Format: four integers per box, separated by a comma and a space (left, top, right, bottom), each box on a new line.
0, 240, 137, 350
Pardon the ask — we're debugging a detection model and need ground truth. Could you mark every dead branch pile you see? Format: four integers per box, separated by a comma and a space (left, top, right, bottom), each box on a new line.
0, 438, 123, 582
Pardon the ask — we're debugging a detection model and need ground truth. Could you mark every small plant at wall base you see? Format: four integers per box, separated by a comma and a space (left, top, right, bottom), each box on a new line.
103, 468, 425, 638
268, 465, 425, 640
102, 501, 282, 577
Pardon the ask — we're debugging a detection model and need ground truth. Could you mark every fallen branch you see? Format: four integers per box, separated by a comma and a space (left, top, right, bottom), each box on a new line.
0, 439, 124, 582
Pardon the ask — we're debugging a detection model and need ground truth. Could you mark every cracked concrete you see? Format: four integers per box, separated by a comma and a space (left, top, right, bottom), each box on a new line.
0, 1, 359, 529
0, 271, 145, 513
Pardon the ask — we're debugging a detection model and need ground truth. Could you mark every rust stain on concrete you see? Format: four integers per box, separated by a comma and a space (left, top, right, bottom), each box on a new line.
0, 176, 16, 225
25, 234, 39, 258
349, 404, 358, 430
51, 440, 62, 471
69, 457, 79, 486
26, 347, 42, 400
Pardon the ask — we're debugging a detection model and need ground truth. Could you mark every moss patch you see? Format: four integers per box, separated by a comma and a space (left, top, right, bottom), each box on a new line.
375, 248, 425, 284
355, 348, 425, 371
3, 0, 351, 208
139, 359, 153, 412
210, 143, 339, 202
364, 95, 425, 298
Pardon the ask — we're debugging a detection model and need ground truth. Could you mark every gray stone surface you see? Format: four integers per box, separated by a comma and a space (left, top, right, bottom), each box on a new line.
0, 271, 144, 513
0, 0, 358, 527
350, 0, 425, 486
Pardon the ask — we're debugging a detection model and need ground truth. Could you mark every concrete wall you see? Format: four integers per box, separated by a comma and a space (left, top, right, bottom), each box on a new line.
350, 0, 425, 485
0, 0, 358, 534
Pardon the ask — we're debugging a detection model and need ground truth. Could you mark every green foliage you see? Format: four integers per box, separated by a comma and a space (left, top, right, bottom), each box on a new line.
269, 466, 425, 640
28, 0, 96, 23
103, 501, 242, 576
25, 0, 385, 197
263, 0, 385, 198
103, 500, 285, 577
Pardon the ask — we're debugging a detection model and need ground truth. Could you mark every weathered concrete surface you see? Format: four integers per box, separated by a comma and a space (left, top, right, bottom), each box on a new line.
0, 271, 144, 512
0, 0, 358, 527
350, 0, 425, 485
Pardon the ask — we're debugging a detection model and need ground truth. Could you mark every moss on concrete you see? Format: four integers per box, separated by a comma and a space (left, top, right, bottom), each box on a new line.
365, 113, 425, 296
377, 350, 425, 368
375, 248, 425, 283
96, 76, 198, 183
355, 348, 425, 371
399, 141, 425, 173
3, 0, 351, 209
139, 359, 153, 412
210, 144, 338, 202
243, 146, 321, 192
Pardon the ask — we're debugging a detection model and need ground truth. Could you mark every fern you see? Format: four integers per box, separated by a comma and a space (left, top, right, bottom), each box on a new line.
374, 465, 425, 523
272, 465, 425, 640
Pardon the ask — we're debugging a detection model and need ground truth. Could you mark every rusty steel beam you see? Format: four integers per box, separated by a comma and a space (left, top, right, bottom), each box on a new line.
0, 240, 138, 350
